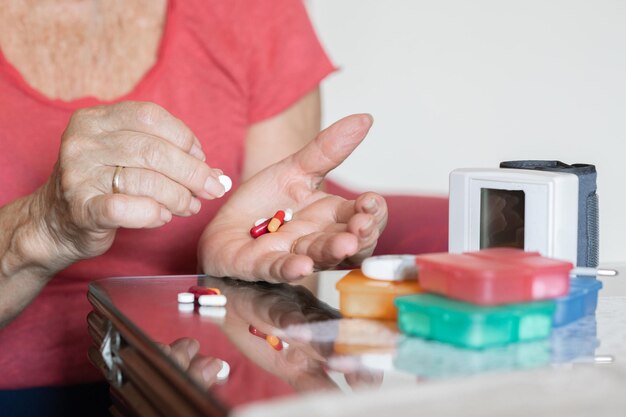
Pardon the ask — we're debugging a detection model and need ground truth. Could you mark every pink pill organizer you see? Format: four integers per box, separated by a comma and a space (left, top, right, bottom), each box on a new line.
415, 248, 573, 306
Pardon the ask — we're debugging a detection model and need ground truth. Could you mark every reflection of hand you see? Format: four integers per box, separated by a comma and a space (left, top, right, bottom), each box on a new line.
198, 114, 388, 283
34, 101, 226, 270
157, 337, 224, 389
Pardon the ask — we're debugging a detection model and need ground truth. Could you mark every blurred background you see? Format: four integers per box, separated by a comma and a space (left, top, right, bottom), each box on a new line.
306, 0, 626, 263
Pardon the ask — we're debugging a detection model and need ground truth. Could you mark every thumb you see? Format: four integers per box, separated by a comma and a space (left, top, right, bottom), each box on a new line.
291, 114, 373, 178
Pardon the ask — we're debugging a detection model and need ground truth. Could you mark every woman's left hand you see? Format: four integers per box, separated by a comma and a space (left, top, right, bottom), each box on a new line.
198, 114, 387, 283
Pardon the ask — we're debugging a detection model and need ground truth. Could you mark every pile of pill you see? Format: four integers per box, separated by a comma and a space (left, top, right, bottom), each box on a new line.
178, 285, 227, 307
250, 208, 293, 238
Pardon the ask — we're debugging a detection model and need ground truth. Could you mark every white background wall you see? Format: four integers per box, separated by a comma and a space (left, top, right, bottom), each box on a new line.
307, 0, 626, 263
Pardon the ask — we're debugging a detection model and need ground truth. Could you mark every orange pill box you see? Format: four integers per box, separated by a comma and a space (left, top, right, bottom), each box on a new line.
415, 248, 572, 306
336, 269, 423, 320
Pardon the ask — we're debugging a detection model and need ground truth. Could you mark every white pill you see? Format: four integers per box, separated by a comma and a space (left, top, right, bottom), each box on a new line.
218, 175, 232, 193
284, 208, 293, 222
361, 255, 418, 281
217, 360, 230, 381
254, 217, 268, 227
198, 294, 227, 307
177, 292, 195, 303
198, 306, 226, 319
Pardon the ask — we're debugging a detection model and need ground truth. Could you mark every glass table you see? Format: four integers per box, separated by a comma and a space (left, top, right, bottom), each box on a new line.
87, 270, 626, 417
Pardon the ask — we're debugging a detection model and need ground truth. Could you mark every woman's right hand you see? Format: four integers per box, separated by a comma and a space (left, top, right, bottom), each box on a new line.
35, 101, 228, 269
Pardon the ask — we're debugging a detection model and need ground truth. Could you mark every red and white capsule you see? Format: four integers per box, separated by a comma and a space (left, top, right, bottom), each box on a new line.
268, 210, 286, 233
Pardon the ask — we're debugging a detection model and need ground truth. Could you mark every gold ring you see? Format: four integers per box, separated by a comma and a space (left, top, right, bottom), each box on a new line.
112, 166, 124, 194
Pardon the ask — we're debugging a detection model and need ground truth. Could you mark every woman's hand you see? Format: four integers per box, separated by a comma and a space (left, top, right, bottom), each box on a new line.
198, 114, 387, 282
36, 101, 228, 269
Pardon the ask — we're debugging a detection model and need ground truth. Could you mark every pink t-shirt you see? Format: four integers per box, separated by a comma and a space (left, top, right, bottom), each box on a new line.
0, 0, 334, 389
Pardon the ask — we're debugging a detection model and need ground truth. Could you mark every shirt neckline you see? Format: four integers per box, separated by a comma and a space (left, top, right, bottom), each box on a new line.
0, 0, 176, 110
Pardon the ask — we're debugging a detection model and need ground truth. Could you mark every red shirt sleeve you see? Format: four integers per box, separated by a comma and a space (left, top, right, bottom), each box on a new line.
242, 0, 336, 123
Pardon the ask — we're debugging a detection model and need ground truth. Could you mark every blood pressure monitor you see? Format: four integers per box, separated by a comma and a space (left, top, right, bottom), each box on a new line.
448, 161, 598, 267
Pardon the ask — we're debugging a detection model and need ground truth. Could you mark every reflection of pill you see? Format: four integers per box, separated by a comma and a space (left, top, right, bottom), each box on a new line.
248, 325, 266, 338
217, 361, 230, 381
178, 303, 194, 313
284, 208, 293, 222
198, 294, 227, 307
361, 255, 418, 281
266, 335, 283, 351
177, 292, 194, 303
198, 306, 226, 319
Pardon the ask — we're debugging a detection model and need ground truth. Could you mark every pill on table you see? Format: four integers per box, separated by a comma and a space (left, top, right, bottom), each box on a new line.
217, 360, 230, 381
268, 210, 286, 233
198, 294, 227, 307
188, 286, 220, 298
361, 255, 418, 281
177, 292, 195, 303
250, 218, 270, 238
284, 208, 293, 222
218, 175, 232, 193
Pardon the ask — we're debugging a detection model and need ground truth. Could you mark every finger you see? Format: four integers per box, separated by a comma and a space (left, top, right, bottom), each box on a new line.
291, 231, 360, 269
167, 338, 200, 370
104, 131, 226, 199
354, 192, 388, 235
94, 101, 206, 161
109, 166, 201, 216
187, 357, 223, 389
290, 114, 373, 182
86, 193, 172, 229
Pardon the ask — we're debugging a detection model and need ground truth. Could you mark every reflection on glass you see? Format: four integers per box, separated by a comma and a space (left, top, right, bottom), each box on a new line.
480, 188, 525, 249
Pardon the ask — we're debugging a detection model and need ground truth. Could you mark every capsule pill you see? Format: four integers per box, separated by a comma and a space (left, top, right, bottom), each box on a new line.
268, 210, 286, 233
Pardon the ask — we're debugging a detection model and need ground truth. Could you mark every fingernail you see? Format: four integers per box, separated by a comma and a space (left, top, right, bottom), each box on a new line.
189, 197, 201, 214
160, 207, 172, 223
364, 197, 377, 213
218, 175, 232, 193
190, 143, 206, 161
187, 341, 198, 358
204, 176, 226, 197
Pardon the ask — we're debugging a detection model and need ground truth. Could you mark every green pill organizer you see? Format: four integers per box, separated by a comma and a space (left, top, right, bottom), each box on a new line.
395, 293, 556, 349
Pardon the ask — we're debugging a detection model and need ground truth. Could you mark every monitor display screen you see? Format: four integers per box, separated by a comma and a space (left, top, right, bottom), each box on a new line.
480, 188, 525, 249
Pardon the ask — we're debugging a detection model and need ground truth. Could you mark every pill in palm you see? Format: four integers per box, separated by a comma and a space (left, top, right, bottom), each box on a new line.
268, 210, 286, 233
250, 218, 270, 238
254, 218, 268, 227
284, 208, 293, 222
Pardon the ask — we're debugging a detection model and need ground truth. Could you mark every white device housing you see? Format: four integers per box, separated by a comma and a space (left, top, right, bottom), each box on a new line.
449, 168, 579, 264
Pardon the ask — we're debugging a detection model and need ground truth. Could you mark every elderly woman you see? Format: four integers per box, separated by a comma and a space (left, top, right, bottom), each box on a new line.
0, 0, 388, 415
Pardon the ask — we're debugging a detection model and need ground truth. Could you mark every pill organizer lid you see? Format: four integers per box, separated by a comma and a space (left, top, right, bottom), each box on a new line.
394, 293, 555, 317
415, 249, 573, 282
